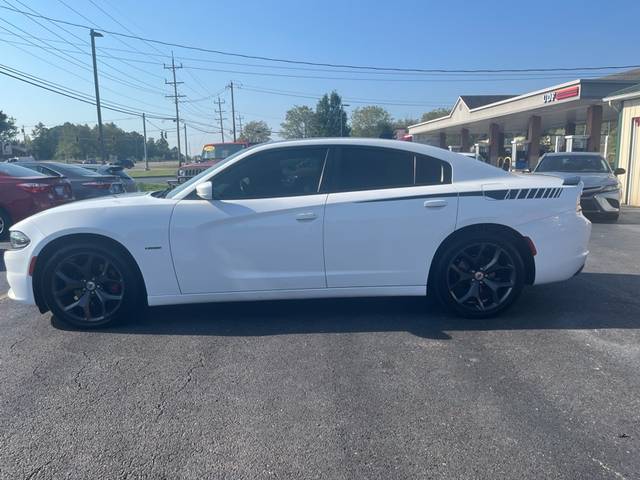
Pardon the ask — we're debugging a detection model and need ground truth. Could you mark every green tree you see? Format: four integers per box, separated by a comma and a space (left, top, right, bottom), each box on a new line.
314, 91, 349, 137
392, 117, 420, 130
421, 108, 450, 122
350, 106, 394, 138
0, 110, 18, 143
239, 120, 272, 143
31, 123, 56, 160
280, 105, 316, 139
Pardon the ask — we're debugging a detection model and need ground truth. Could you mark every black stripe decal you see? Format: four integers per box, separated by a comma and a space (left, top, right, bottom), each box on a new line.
354, 187, 565, 203
356, 191, 462, 203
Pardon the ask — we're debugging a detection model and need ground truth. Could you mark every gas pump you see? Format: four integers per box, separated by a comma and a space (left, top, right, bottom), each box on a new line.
564, 134, 589, 152
510, 138, 527, 171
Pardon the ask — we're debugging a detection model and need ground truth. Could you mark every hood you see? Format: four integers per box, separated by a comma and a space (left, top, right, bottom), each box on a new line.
180, 161, 215, 169
12, 192, 161, 227
535, 171, 618, 189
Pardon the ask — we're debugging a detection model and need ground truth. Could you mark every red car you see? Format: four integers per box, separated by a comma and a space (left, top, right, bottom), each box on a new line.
0, 163, 73, 240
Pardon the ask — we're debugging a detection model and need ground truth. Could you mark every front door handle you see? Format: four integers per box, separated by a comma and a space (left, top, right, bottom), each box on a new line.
424, 199, 448, 208
296, 212, 317, 221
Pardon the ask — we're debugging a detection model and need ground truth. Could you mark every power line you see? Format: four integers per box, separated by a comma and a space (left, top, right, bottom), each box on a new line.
0, 63, 173, 119
1, 4, 638, 75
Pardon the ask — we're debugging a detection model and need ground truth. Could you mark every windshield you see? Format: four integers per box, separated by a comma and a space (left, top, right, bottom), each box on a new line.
535, 154, 610, 173
165, 147, 253, 199
201, 143, 246, 161
0, 163, 46, 177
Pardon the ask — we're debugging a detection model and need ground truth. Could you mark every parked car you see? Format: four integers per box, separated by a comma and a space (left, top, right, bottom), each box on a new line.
533, 152, 625, 221
81, 164, 137, 193
16, 162, 125, 200
175, 142, 249, 184
4, 139, 590, 328
0, 163, 73, 240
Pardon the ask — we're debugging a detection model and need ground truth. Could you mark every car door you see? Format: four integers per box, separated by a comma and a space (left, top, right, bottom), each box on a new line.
323, 146, 458, 288
170, 146, 329, 294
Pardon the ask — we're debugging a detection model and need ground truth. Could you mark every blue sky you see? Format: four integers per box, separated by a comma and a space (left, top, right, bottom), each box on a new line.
1, 0, 639, 151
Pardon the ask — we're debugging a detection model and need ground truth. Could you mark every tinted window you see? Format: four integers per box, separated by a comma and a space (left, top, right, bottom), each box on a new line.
415, 154, 452, 185
332, 148, 451, 192
334, 147, 413, 191
0, 163, 45, 177
535, 154, 610, 173
212, 147, 327, 200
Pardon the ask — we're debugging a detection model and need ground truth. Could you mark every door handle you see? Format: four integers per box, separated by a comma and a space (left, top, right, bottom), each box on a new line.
295, 212, 317, 221
424, 199, 448, 208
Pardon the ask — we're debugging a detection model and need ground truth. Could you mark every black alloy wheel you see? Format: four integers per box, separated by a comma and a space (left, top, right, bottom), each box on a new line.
42, 242, 141, 328
433, 233, 525, 318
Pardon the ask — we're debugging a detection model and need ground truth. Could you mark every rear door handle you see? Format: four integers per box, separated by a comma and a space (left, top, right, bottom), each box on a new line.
424, 199, 448, 208
295, 212, 317, 221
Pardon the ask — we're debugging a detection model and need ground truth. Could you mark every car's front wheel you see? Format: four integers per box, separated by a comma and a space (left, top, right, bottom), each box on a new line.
432, 233, 525, 318
41, 242, 141, 328
0, 209, 12, 241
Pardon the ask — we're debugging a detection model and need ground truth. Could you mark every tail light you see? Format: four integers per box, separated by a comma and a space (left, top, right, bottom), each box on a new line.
82, 181, 111, 189
17, 183, 52, 193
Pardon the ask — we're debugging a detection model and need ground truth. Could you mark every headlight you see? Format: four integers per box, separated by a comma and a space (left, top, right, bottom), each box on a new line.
601, 184, 620, 193
9, 231, 30, 249
178, 169, 185, 176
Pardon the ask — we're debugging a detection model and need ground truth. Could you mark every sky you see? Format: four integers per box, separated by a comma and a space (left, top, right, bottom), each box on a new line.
1, 0, 639, 153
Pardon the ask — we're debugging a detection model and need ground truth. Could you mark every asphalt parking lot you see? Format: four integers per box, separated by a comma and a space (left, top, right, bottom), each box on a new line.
1, 211, 639, 480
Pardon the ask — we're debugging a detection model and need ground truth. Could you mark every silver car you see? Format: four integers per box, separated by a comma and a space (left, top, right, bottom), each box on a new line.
533, 152, 626, 221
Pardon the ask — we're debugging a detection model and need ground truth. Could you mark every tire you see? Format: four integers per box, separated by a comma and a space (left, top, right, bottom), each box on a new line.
431, 232, 525, 318
0, 208, 12, 241
41, 242, 142, 328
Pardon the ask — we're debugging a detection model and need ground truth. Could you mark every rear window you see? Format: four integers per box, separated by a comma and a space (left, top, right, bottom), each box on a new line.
0, 163, 45, 177
53, 164, 103, 177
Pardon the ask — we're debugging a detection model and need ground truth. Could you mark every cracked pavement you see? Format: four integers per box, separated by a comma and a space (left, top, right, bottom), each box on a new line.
0, 211, 639, 479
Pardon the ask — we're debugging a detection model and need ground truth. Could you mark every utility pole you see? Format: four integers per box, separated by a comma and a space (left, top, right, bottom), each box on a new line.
183, 122, 188, 161
227, 81, 237, 142
216, 96, 226, 143
90, 29, 106, 163
237, 114, 244, 138
142, 113, 148, 171
164, 52, 185, 166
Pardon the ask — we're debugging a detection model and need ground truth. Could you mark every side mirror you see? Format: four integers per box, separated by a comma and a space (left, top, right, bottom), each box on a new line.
614, 167, 626, 175
195, 181, 213, 200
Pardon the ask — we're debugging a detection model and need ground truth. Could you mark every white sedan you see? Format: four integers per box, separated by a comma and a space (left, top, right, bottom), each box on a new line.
4, 139, 591, 328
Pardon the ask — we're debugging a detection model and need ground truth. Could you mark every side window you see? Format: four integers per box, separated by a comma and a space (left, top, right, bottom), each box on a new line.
333, 147, 414, 192
212, 147, 327, 200
415, 154, 452, 185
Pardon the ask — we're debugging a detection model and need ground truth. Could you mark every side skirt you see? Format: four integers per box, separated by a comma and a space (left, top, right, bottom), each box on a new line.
148, 285, 426, 307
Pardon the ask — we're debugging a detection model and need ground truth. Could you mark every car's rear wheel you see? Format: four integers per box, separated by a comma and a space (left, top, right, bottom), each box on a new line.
0, 209, 12, 241
432, 233, 525, 318
41, 242, 141, 328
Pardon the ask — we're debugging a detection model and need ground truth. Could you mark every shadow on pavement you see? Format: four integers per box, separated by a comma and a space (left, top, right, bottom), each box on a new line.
51, 272, 640, 339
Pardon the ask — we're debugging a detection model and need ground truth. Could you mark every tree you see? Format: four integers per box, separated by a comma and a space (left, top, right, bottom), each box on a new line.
280, 105, 316, 139
350, 106, 394, 138
392, 117, 420, 130
314, 91, 349, 137
0, 110, 18, 143
239, 120, 272, 143
421, 108, 450, 123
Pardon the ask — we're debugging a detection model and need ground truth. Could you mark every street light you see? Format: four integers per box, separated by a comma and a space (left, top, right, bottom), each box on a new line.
340, 103, 350, 137
90, 29, 106, 163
